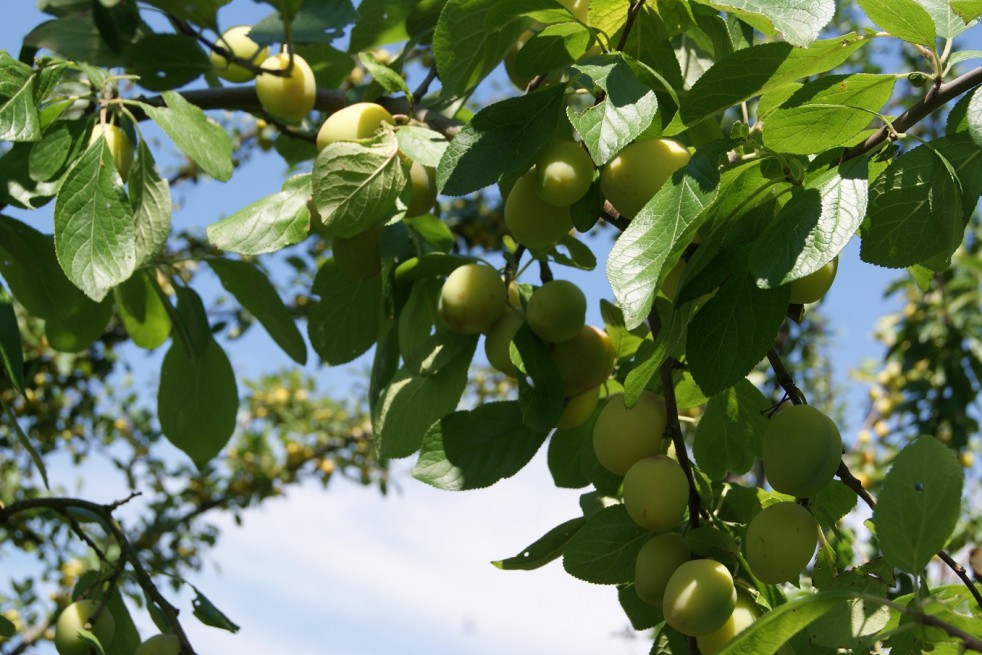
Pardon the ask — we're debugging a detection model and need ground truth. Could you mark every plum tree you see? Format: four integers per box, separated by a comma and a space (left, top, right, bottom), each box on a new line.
525, 280, 586, 343
134, 634, 181, 655
438, 263, 507, 334
315, 102, 395, 151
635, 532, 690, 607
406, 162, 438, 217
745, 501, 819, 584
209, 25, 268, 83
592, 391, 666, 475
601, 138, 691, 218
504, 170, 574, 250
255, 51, 316, 123
484, 308, 525, 377
696, 594, 759, 655
663, 559, 738, 637
762, 404, 842, 498
333, 226, 383, 280
556, 385, 600, 429
54, 600, 115, 655
89, 123, 133, 183
789, 258, 838, 304
622, 455, 689, 531
552, 325, 615, 397
533, 141, 595, 207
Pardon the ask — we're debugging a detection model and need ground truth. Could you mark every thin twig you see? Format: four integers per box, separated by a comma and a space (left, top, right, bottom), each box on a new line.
615, 0, 649, 52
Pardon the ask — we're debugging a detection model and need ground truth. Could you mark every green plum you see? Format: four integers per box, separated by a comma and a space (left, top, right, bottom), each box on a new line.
601, 138, 690, 218
134, 634, 181, 655
534, 141, 595, 207
745, 501, 819, 584
762, 404, 842, 498
55, 600, 115, 655
525, 280, 586, 343
552, 325, 615, 397
789, 257, 838, 304
256, 51, 316, 123
484, 308, 525, 377
592, 391, 666, 475
406, 162, 438, 217
663, 559, 738, 637
316, 102, 394, 151
438, 263, 507, 334
635, 532, 690, 607
696, 594, 759, 655
504, 170, 573, 250
89, 123, 133, 183
556, 385, 600, 429
623, 455, 689, 531
209, 25, 268, 83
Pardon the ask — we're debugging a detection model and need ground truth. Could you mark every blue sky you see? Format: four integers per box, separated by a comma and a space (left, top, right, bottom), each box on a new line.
1, 3, 979, 655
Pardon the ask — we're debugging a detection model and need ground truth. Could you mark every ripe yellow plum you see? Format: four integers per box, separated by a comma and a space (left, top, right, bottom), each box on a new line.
745, 501, 819, 584
316, 102, 394, 151
592, 391, 666, 475
635, 532, 690, 607
696, 594, 759, 655
663, 559, 738, 637
89, 123, 133, 183
333, 226, 382, 280
256, 51, 316, 123
623, 455, 689, 531
534, 141, 595, 207
789, 257, 838, 304
552, 325, 615, 396
209, 25, 268, 83
556, 385, 600, 429
504, 169, 573, 250
406, 162, 438, 217
762, 404, 842, 498
601, 138, 690, 218
525, 280, 586, 343
484, 308, 525, 377
134, 634, 181, 655
438, 263, 506, 334
55, 600, 116, 655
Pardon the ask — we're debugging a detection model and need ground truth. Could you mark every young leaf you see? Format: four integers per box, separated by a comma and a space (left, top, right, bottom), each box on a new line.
873, 436, 964, 574
437, 85, 566, 195
692, 378, 769, 480
856, 0, 937, 46
130, 140, 171, 268
307, 260, 381, 366
53, 137, 136, 302
138, 91, 233, 181
492, 517, 586, 571
312, 131, 406, 238
413, 401, 550, 490
207, 177, 311, 255
114, 270, 171, 350
563, 505, 648, 585
0, 283, 24, 391
700, 0, 834, 47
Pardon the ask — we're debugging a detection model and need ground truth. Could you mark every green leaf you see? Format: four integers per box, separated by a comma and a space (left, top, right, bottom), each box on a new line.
0, 614, 13, 638
568, 57, 659, 166
873, 436, 964, 574
692, 378, 769, 480
130, 140, 171, 268
158, 337, 239, 469
45, 295, 112, 353
687, 275, 789, 396
250, 1, 358, 45
437, 85, 566, 196
396, 126, 449, 168
699, 0, 835, 47
139, 91, 233, 182
0, 395, 49, 489
493, 517, 586, 571
548, 408, 598, 489
563, 505, 648, 585
124, 34, 209, 91
348, 0, 415, 51
208, 259, 307, 365
763, 74, 897, 154
358, 52, 412, 101
0, 141, 60, 209
914, 0, 977, 37
857, 0, 937, 46
752, 158, 868, 287
668, 33, 870, 134
142, 0, 229, 28
860, 143, 964, 268
512, 324, 566, 431
515, 22, 593, 77
207, 176, 311, 255
53, 137, 136, 301
373, 338, 476, 459
966, 86, 982, 148
433, 0, 525, 98
104, 590, 141, 655
114, 270, 171, 350
618, 583, 664, 630
24, 16, 121, 67
190, 585, 240, 632
0, 284, 24, 391
307, 259, 381, 365
28, 118, 88, 182
949, 0, 982, 22
606, 144, 724, 329
0, 69, 40, 142
622, 299, 691, 408
413, 401, 549, 490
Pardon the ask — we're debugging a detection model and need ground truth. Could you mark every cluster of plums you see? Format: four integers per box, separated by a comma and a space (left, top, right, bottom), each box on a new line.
54, 600, 179, 655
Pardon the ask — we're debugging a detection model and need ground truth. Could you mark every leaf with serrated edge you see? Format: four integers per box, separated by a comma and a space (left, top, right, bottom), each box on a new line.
130, 140, 171, 268
562, 505, 648, 584
692, 379, 769, 480
307, 260, 381, 366
493, 517, 586, 571
857, 0, 937, 45
139, 91, 233, 181
207, 179, 310, 255
701, 0, 834, 47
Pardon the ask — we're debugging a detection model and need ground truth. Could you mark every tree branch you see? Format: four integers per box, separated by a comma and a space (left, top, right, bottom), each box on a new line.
616, 0, 649, 52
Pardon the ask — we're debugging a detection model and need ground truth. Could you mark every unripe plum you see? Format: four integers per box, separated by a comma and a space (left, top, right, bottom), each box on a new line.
504, 31, 534, 90
209, 25, 268, 83
525, 279, 586, 343
534, 141, 594, 207
663, 559, 738, 637
333, 226, 382, 280
134, 634, 181, 655
696, 594, 759, 655
601, 138, 690, 218
438, 263, 507, 334
552, 325, 615, 397
762, 404, 842, 498
745, 501, 819, 584
623, 455, 688, 531
556, 385, 600, 429
89, 123, 133, 183
256, 52, 316, 123
635, 532, 690, 607
592, 391, 665, 475
789, 257, 838, 304
504, 169, 573, 250
316, 102, 394, 151
406, 162, 438, 217
55, 600, 115, 655
484, 308, 525, 377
